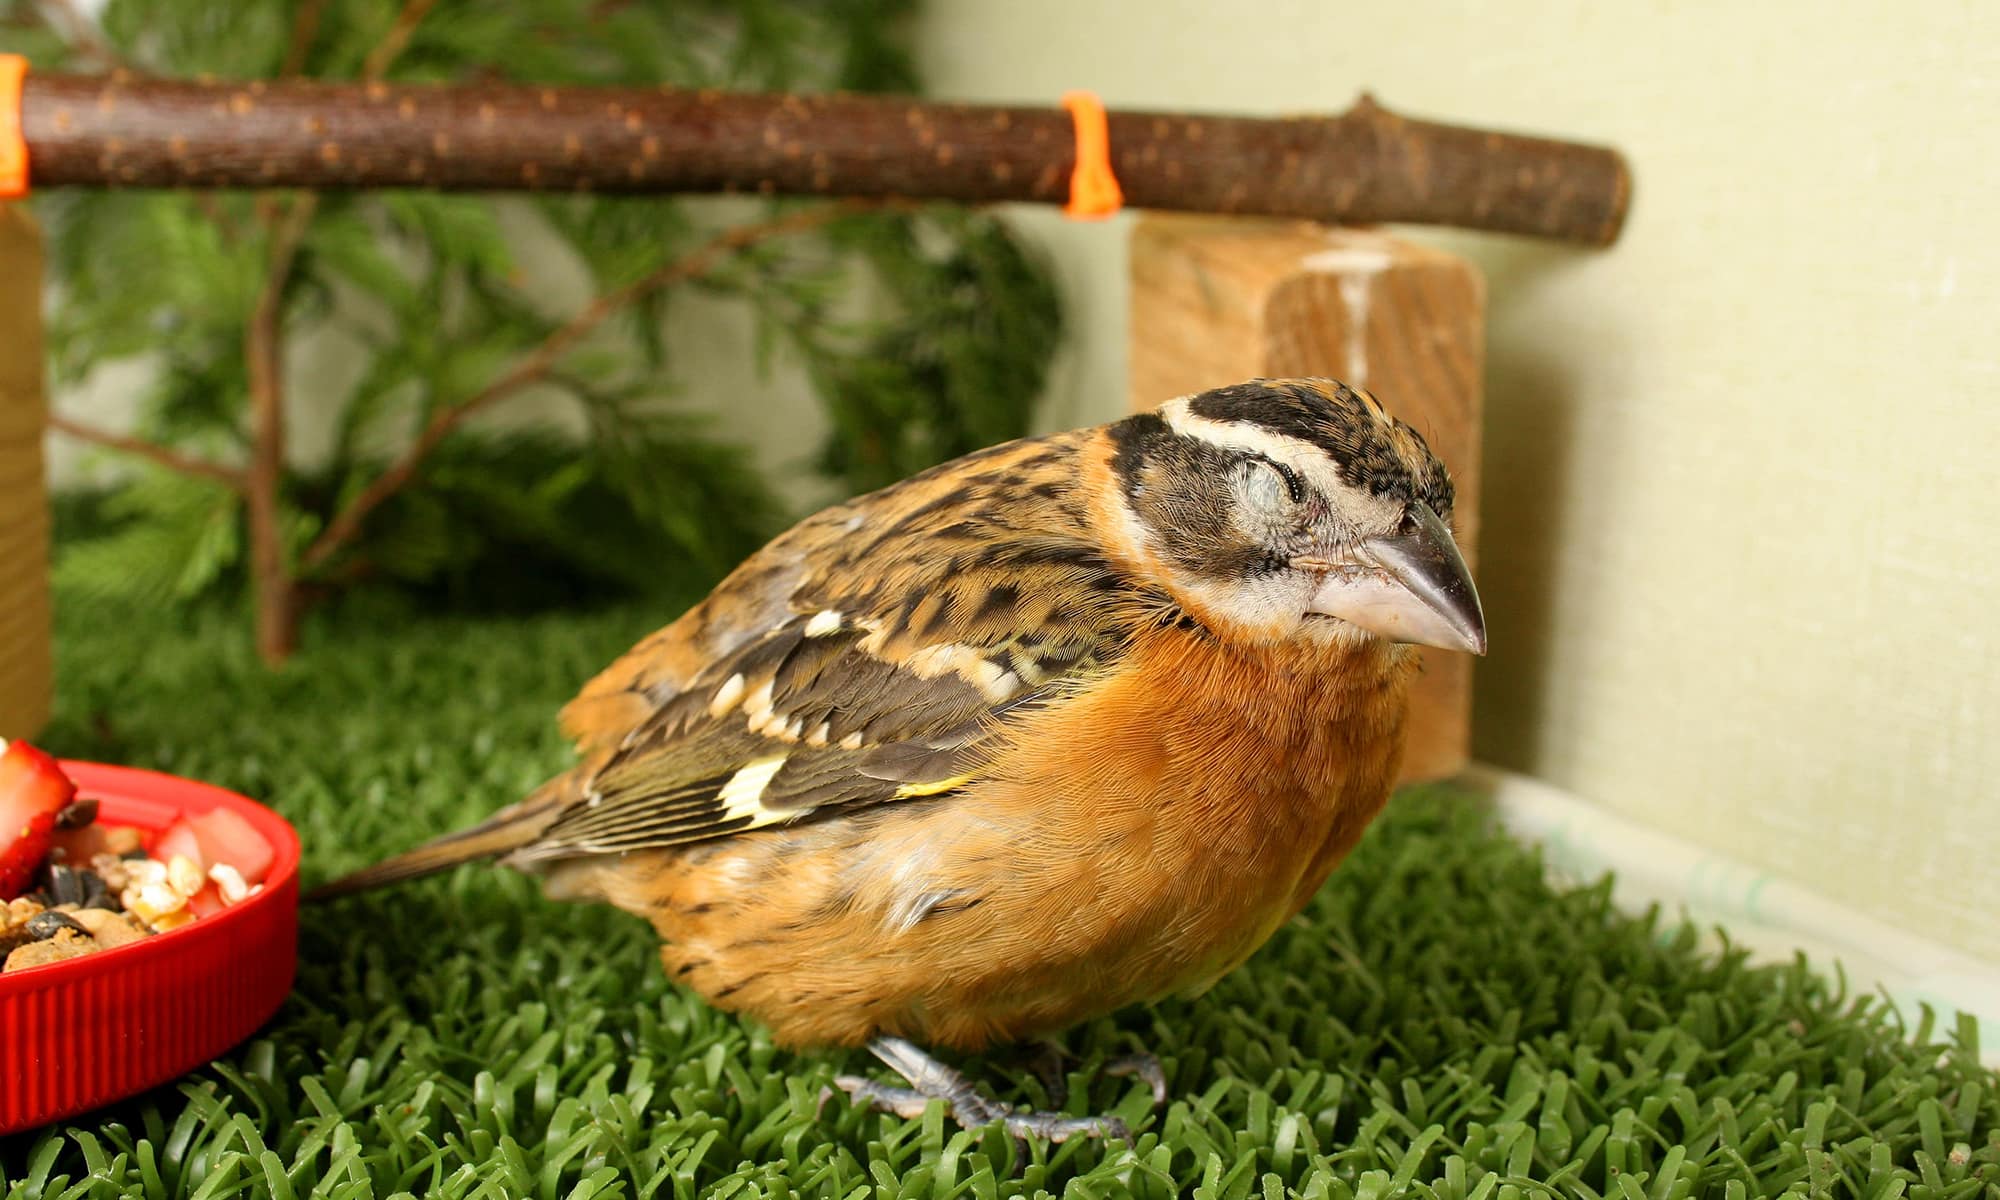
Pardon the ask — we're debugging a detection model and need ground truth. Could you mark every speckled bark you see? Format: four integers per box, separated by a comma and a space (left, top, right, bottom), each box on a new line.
21, 75, 1629, 245
0, 207, 52, 737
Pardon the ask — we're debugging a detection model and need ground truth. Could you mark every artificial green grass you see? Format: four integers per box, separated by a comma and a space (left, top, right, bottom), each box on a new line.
5, 590, 1997, 1199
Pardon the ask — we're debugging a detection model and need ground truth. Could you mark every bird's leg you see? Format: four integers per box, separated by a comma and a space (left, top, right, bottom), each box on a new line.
1022, 1040, 1072, 1108
851, 1037, 1009, 1128
832, 1036, 1133, 1144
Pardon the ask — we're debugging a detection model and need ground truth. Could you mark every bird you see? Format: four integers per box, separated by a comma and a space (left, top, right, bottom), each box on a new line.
312, 376, 1486, 1142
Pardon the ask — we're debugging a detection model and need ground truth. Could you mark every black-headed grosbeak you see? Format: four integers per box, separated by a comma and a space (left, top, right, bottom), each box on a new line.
316, 377, 1485, 1142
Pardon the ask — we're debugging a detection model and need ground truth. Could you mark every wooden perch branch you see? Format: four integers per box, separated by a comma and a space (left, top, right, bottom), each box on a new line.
19, 76, 1630, 245
297, 198, 879, 576
45, 413, 247, 490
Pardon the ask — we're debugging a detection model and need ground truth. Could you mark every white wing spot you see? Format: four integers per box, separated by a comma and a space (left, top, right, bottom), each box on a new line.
747, 706, 806, 744
966, 658, 1022, 703
742, 678, 776, 729
708, 673, 747, 717
804, 609, 844, 637
903, 643, 1021, 702
806, 721, 831, 747
840, 731, 865, 750
718, 756, 788, 822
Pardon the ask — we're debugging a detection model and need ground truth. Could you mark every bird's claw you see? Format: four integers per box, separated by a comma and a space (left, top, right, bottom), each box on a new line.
1103, 1052, 1169, 1109
835, 1036, 1136, 1145
1023, 1042, 1169, 1111
827, 1076, 935, 1120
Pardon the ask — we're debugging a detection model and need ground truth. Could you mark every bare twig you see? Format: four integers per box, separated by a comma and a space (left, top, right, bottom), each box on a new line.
31, 0, 124, 72
242, 192, 319, 664
46, 413, 247, 491
240, 0, 437, 663
361, 0, 437, 81
299, 199, 878, 574
278, 0, 330, 77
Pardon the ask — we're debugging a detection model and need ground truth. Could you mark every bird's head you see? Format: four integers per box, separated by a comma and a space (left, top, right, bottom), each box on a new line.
1107, 378, 1485, 655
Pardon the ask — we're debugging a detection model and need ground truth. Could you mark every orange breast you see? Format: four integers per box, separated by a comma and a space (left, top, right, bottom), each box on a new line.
564, 627, 1415, 1051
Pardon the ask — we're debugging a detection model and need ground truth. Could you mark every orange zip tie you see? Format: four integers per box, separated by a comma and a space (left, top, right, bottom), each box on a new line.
1061, 90, 1122, 220
0, 55, 25, 199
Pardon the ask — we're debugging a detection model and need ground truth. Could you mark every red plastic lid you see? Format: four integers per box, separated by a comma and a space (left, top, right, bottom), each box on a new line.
0, 762, 300, 1134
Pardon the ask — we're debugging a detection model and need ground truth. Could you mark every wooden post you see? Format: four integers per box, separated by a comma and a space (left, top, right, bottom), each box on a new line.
1129, 213, 1483, 783
0, 205, 53, 738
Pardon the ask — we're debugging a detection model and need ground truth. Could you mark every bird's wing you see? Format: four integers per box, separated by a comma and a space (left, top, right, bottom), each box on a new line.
557, 548, 811, 754
515, 430, 1167, 861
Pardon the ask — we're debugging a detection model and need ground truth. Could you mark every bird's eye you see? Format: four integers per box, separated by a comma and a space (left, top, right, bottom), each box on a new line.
1245, 456, 1304, 509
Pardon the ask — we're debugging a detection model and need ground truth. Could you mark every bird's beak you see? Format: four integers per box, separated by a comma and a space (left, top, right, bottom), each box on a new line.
1300, 501, 1487, 654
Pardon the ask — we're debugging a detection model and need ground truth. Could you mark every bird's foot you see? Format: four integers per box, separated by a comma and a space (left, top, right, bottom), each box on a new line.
1022, 1041, 1169, 1111
829, 1036, 1133, 1144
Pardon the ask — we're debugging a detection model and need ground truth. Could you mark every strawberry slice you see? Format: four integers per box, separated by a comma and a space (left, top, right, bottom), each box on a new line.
152, 818, 207, 874
0, 739, 79, 898
186, 882, 228, 918
189, 808, 272, 884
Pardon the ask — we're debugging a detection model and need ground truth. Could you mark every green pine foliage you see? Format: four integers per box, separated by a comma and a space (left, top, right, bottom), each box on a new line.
14, 0, 1059, 618
801, 212, 1064, 492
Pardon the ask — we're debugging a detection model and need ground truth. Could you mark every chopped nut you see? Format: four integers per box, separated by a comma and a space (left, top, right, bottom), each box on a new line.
68, 906, 149, 949
4, 927, 96, 971
210, 863, 249, 905
101, 826, 144, 856
91, 852, 131, 892
166, 854, 205, 898
128, 882, 188, 926
0, 902, 39, 953
7, 896, 42, 922
147, 908, 196, 932
120, 861, 171, 913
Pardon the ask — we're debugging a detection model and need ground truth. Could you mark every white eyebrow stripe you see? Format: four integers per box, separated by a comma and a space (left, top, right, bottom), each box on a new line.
1159, 397, 1351, 498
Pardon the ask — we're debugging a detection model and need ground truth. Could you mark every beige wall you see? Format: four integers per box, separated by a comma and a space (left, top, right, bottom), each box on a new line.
916, 1, 2000, 962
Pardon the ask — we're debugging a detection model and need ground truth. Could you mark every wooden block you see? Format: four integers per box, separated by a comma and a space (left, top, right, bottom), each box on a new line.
1128, 213, 1484, 782
0, 204, 52, 739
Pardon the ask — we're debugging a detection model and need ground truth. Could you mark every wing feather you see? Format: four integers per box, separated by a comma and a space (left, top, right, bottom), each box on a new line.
515, 428, 1174, 862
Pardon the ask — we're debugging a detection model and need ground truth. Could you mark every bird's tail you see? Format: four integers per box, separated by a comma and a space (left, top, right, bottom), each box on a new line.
305, 775, 572, 902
